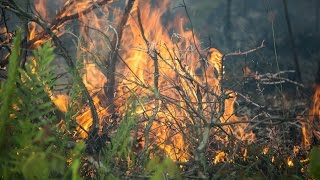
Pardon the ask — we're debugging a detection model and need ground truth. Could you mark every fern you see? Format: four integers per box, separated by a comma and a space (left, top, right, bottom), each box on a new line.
110, 106, 136, 158
0, 34, 84, 179
88, 102, 138, 178
0, 30, 22, 180
0, 30, 20, 120
17, 42, 56, 123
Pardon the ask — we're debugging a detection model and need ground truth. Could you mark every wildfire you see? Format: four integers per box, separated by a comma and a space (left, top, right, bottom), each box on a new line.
30, 0, 255, 162
301, 84, 320, 150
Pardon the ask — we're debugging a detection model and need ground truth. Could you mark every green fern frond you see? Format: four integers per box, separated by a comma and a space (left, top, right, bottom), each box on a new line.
0, 31, 21, 165
111, 106, 137, 158
15, 42, 57, 123
0, 30, 21, 121
0, 36, 86, 179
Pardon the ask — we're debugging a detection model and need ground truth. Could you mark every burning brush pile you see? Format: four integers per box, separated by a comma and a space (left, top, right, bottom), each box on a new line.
0, 0, 319, 179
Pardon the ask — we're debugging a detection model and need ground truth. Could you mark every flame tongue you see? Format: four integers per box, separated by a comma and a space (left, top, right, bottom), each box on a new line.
302, 84, 320, 150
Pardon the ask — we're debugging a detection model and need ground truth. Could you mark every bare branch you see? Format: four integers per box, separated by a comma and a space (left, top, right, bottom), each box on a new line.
224, 40, 265, 58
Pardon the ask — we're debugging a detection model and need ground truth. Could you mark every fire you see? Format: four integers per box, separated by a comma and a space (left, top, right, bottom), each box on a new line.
30, 0, 255, 162
287, 157, 294, 167
302, 84, 320, 150
213, 151, 226, 164
29, 1, 71, 114
263, 147, 269, 154
29, 0, 53, 46
51, 94, 69, 113
311, 84, 320, 121
117, 0, 255, 161
293, 145, 300, 155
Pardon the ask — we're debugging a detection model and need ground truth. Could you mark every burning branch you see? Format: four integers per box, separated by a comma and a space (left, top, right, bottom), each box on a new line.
54, 0, 111, 24
28, 0, 113, 47
136, 6, 162, 155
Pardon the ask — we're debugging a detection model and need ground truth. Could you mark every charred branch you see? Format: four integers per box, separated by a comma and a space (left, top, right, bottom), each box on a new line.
105, 0, 135, 116
27, 0, 113, 47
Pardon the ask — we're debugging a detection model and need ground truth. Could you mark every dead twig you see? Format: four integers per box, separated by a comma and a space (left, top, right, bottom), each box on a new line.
224, 40, 265, 58
237, 92, 265, 108
248, 70, 304, 87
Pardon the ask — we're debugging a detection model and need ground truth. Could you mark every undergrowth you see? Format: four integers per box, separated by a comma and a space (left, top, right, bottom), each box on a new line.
0, 31, 180, 180
0, 30, 318, 180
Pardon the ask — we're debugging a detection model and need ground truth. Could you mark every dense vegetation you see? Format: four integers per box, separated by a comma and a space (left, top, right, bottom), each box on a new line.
0, 0, 320, 179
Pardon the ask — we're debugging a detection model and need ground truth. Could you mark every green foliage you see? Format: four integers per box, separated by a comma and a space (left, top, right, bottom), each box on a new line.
95, 101, 182, 179
17, 41, 56, 123
95, 105, 137, 178
22, 152, 49, 180
0, 30, 20, 121
146, 156, 181, 180
69, 141, 85, 180
309, 146, 320, 180
110, 107, 136, 158
0, 34, 84, 179
0, 30, 22, 180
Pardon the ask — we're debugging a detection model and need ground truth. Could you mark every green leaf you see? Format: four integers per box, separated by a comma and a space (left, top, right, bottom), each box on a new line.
309, 147, 320, 180
70, 141, 85, 180
22, 152, 49, 180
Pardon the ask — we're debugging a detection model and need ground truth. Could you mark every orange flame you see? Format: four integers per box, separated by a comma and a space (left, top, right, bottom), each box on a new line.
213, 151, 226, 164
287, 157, 294, 167
310, 84, 320, 126
302, 84, 320, 150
